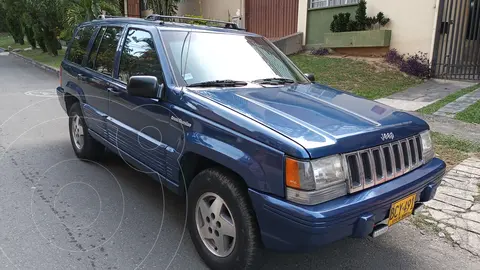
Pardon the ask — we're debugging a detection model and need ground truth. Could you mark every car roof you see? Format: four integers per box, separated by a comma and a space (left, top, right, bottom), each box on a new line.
81, 17, 260, 36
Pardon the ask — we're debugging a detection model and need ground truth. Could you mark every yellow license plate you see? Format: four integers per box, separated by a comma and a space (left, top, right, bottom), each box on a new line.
388, 193, 416, 226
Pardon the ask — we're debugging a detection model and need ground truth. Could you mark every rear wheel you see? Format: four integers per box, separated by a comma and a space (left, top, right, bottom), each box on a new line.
68, 102, 105, 160
187, 168, 263, 270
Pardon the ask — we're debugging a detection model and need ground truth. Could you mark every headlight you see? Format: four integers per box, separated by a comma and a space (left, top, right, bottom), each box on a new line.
420, 130, 434, 163
285, 155, 347, 205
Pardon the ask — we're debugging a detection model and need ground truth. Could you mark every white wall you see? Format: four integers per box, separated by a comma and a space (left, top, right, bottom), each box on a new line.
366, 0, 439, 60
177, 0, 244, 24
177, 0, 202, 16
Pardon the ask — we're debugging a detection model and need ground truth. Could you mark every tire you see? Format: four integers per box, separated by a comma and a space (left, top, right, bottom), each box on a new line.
68, 102, 105, 160
187, 168, 263, 270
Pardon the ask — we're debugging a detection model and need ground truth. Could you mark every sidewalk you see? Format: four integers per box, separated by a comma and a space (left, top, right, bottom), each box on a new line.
376, 79, 476, 111
422, 157, 480, 256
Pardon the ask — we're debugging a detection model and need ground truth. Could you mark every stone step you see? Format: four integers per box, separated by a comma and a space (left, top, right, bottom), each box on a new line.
434, 193, 474, 209
436, 186, 476, 201
441, 177, 479, 191
444, 217, 480, 235
426, 199, 467, 213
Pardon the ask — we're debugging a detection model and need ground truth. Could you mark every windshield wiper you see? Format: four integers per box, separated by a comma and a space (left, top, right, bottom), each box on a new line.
187, 80, 248, 88
252, 77, 295, 85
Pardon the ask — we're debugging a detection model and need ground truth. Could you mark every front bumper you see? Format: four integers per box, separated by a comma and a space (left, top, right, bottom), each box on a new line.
249, 158, 446, 252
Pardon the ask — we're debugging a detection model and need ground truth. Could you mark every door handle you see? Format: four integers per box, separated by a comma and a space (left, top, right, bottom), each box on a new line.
77, 74, 86, 81
107, 87, 122, 96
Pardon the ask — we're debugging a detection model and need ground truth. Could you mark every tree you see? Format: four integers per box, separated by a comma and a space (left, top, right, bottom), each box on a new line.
62, 0, 120, 41
355, 0, 368, 31
26, 0, 66, 56
1, 0, 25, 45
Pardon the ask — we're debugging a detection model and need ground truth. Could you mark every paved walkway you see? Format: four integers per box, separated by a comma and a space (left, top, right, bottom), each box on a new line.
434, 88, 480, 117
424, 157, 480, 256
376, 79, 476, 111
411, 112, 480, 144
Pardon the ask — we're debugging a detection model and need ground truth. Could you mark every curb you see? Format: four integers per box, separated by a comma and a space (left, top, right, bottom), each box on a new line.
1, 48, 60, 77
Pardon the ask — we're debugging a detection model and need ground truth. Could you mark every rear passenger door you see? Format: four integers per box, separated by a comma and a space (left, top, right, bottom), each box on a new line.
82, 26, 123, 137
107, 27, 182, 185
63, 25, 96, 107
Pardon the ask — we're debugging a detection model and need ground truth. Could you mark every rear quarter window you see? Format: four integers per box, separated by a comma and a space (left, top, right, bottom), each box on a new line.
66, 26, 96, 65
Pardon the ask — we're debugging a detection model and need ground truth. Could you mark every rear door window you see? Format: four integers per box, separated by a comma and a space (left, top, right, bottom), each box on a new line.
118, 29, 163, 83
67, 25, 96, 65
87, 27, 106, 69
89, 26, 123, 76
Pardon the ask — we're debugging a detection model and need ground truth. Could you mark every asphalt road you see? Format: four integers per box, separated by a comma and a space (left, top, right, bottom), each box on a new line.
0, 54, 479, 270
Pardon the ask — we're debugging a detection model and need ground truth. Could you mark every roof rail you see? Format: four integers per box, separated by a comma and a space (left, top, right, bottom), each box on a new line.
97, 15, 124, 19
145, 14, 242, 30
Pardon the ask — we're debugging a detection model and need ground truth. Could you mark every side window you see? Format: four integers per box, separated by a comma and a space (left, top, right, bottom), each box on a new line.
93, 27, 123, 76
118, 29, 163, 83
87, 27, 106, 69
67, 26, 95, 65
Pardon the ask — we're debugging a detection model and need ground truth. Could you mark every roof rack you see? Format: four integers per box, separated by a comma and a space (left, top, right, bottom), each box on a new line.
97, 15, 125, 19
145, 14, 242, 30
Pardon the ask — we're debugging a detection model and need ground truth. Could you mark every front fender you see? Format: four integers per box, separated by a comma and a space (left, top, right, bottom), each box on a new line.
65, 80, 86, 103
184, 131, 285, 196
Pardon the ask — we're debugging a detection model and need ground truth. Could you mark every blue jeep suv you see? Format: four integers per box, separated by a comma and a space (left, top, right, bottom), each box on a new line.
57, 15, 446, 270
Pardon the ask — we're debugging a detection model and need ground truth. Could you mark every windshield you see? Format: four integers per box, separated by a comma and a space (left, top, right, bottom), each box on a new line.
160, 30, 309, 86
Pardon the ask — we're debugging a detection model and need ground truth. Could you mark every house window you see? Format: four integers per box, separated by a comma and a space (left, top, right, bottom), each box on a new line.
310, 0, 360, 9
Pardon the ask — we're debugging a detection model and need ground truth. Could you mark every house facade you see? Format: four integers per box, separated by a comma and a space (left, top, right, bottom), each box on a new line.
299, 0, 479, 80
177, 0, 303, 40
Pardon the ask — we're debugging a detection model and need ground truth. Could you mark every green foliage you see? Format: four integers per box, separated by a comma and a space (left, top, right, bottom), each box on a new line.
63, 0, 120, 41
355, 0, 368, 31
24, 25, 36, 49
330, 13, 353, 32
1, 0, 25, 44
330, 0, 390, 33
184, 14, 208, 25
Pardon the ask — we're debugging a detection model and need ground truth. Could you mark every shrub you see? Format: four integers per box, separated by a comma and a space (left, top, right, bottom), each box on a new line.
310, 48, 329, 56
330, 13, 352, 32
184, 14, 208, 25
399, 52, 431, 79
330, 0, 390, 33
385, 49, 403, 65
385, 49, 431, 79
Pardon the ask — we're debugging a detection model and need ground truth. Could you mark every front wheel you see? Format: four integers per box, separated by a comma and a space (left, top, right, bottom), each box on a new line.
187, 168, 263, 270
68, 102, 105, 160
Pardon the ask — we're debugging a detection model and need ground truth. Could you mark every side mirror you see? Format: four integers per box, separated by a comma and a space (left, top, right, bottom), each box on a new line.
127, 76, 162, 98
305, 73, 315, 82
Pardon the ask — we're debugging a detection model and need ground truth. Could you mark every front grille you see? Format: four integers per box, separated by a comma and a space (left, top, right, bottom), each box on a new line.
344, 135, 424, 193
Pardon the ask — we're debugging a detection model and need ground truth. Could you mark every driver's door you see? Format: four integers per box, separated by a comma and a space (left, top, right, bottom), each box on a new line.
107, 26, 182, 184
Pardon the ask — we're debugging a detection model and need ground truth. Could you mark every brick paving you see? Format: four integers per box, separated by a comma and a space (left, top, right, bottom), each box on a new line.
424, 157, 480, 256
434, 88, 480, 118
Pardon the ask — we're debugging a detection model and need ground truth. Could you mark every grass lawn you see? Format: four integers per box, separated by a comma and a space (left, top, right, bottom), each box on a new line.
417, 84, 480, 114
18, 49, 65, 69
289, 54, 422, 100
432, 132, 480, 171
0, 32, 30, 50
455, 100, 480, 124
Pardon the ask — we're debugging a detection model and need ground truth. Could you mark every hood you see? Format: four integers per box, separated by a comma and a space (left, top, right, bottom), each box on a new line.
194, 83, 428, 158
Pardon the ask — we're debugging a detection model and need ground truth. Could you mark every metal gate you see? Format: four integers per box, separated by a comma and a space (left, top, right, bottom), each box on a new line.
245, 0, 299, 39
432, 0, 480, 80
